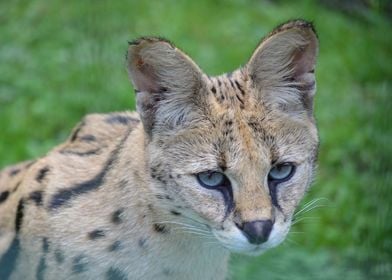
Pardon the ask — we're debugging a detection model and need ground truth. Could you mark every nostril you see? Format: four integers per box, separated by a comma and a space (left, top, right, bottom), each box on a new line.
239, 220, 273, 245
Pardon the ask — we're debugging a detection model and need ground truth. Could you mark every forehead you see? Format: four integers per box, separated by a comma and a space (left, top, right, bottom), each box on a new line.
204, 72, 318, 165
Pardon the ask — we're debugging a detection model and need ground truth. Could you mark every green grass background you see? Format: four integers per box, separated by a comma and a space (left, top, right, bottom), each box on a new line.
0, 0, 390, 279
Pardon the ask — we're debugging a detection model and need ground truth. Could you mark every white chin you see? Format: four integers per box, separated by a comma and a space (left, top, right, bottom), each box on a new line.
217, 240, 276, 256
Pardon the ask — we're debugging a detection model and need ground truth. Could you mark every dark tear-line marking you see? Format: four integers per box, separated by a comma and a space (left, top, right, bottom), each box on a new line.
48, 129, 131, 210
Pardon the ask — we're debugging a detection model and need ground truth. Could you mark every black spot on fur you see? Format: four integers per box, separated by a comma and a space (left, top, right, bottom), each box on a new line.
0, 191, 10, 204
36, 166, 50, 183
42, 237, 50, 253
153, 224, 168, 234
108, 241, 122, 252
0, 237, 20, 279
49, 131, 130, 210
88, 229, 106, 240
29, 191, 43, 206
138, 238, 147, 248
36, 256, 46, 280
170, 210, 181, 216
9, 168, 20, 177
72, 255, 88, 274
211, 86, 216, 94
218, 152, 227, 172
15, 199, 25, 232
111, 208, 124, 224
54, 249, 65, 264
106, 267, 128, 280
163, 268, 174, 276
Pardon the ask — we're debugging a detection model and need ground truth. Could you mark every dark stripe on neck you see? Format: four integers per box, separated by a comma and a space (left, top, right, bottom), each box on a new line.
48, 129, 131, 210
0, 237, 20, 279
36, 238, 49, 280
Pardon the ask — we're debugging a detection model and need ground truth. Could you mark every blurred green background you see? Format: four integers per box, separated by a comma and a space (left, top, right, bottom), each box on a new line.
0, 0, 391, 279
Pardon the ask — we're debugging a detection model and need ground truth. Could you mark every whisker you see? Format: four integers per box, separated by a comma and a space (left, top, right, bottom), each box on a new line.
291, 216, 319, 226
156, 221, 210, 234
284, 237, 300, 246
294, 197, 329, 217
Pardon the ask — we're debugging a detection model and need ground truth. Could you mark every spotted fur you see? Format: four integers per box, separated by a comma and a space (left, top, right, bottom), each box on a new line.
0, 20, 319, 279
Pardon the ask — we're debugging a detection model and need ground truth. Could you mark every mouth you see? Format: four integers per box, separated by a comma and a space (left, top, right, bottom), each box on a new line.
210, 222, 290, 255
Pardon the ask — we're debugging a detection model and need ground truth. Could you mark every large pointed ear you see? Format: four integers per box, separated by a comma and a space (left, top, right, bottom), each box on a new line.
126, 37, 203, 135
246, 20, 319, 115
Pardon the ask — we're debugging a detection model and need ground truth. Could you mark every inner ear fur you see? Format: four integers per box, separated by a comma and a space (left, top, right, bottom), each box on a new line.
246, 20, 319, 114
126, 37, 204, 135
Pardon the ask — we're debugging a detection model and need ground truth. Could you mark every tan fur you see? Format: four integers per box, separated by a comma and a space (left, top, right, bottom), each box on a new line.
0, 20, 319, 279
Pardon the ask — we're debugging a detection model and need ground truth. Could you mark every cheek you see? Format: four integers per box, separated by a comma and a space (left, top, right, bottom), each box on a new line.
267, 213, 291, 248
172, 177, 226, 224
277, 181, 307, 218
277, 166, 312, 216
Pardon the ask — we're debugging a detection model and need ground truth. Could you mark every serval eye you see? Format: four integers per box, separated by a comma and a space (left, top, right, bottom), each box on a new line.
196, 171, 226, 189
268, 163, 296, 183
